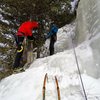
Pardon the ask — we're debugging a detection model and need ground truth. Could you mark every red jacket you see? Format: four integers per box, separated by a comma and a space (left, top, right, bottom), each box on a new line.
17, 21, 39, 36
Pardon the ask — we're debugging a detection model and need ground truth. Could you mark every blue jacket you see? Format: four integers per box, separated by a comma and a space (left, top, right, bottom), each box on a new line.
46, 24, 58, 39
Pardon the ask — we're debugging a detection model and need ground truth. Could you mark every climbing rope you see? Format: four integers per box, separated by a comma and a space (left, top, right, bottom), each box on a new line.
70, 32, 88, 100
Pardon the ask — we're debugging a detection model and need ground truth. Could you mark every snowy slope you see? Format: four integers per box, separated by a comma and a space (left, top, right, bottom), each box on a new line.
0, 23, 100, 100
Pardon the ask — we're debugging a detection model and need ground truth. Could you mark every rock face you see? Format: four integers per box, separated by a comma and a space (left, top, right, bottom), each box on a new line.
76, 0, 100, 78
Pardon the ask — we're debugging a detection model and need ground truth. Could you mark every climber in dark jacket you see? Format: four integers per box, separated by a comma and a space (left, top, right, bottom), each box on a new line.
46, 23, 58, 55
13, 19, 39, 69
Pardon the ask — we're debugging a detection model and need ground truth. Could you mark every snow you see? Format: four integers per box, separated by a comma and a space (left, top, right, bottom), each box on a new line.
0, 22, 100, 100
70, 0, 79, 13
0, 42, 10, 48
0, 9, 10, 25
0, 14, 9, 25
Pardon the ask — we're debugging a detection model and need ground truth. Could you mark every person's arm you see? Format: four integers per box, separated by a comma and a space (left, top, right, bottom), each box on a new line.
27, 27, 39, 40
32, 22, 39, 29
27, 22, 39, 40
45, 26, 55, 39
27, 28, 34, 40
46, 31, 52, 39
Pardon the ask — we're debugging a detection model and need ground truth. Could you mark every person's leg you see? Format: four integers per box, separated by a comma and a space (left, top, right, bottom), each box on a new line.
49, 34, 57, 55
49, 38, 55, 55
13, 36, 24, 69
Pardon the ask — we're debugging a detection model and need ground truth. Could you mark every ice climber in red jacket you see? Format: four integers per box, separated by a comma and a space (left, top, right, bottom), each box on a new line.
13, 19, 39, 69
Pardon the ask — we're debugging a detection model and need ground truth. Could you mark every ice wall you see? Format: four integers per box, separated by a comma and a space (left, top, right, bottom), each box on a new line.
76, 0, 100, 78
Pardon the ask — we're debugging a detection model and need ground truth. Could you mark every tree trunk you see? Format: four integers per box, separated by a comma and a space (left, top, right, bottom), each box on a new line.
27, 40, 34, 64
